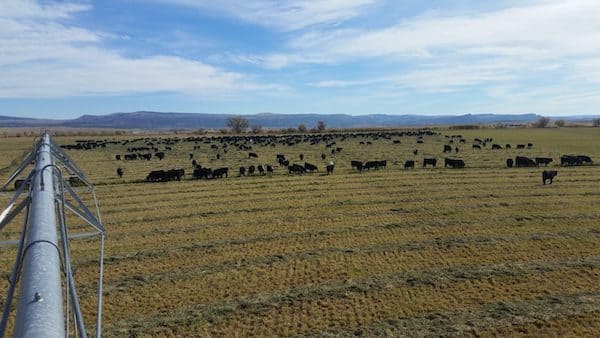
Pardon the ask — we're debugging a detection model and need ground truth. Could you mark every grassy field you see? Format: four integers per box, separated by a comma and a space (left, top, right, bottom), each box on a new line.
0, 127, 599, 337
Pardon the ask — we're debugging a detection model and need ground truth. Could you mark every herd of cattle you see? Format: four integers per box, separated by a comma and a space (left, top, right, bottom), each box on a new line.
58, 130, 594, 185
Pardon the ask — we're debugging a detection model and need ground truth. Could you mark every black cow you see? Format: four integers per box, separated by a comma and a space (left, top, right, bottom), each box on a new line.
326, 164, 335, 174
506, 159, 514, 168
258, 165, 265, 175
576, 155, 593, 164
472, 144, 481, 149
527, 143, 533, 149
117, 168, 124, 178
505, 144, 511, 149
304, 162, 318, 172
248, 165, 256, 175
535, 157, 553, 166
189, 153, 194, 159
124, 154, 137, 160
193, 167, 212, 179
423, 158, 437, 168
351, 160, 363, 171
115, 155, 121, 160
321, 153, 326, 160
443, 145, 452, 153
155, 152, 165, 160
299, 153, 304, 160
492, 144, 502, 150
239, 166, 246, 176
168, 168, 184, 180
192, 159, 197, 167
266, 165, 274, 174
516, 144, 525, 149
147, 170, 168, 182
378, 160, 387, 169
141, 153, 152, 160
216, 154, 221, 160
515, 156, 536, 167
249, 152, 258, 158
404, 160, 415, 169
363, 161, 379, 170
542, 170, 558, 185
288, 164, 306, 174
413, 149, 418, 155
444, 158, 465, 169
213, 167, 228, 178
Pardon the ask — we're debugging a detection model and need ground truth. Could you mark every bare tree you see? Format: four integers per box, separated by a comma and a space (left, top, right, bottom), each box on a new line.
227, 116, 249, 133
593, 118, 600, 127
251, 125, 263, 134
297, 124, 307, 132
532, 116, 550, 128
554, 119, 565, 127
316, 120, 326, 132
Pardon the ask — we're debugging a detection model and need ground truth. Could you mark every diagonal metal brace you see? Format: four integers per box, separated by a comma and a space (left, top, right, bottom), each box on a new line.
0, 197, 31, 232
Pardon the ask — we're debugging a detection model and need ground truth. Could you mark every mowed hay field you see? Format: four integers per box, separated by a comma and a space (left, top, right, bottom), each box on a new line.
0, 127, 599, 337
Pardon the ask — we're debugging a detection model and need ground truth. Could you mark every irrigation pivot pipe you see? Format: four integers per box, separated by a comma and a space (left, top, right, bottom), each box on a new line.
14, 133, 65, 337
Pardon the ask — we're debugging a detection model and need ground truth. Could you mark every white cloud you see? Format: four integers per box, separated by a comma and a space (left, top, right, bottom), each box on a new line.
0, 0, 270, 98
156, 0, 376, 31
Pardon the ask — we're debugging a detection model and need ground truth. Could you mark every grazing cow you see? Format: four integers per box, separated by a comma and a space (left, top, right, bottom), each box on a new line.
249, 152, 258, 158
239, 166, 246, 176
115, 154, 121, 160
304, 162, 318, 172
516, 144, 525, 149
168, 168, 185, 180
117, 168, 124, 178
576, 155, 593, 164
423, 158, 437, 168
326, 163, 335, 175
213, 167, 229, 178
155, 152, 165, 160
363, 161, 379, 170
404, 160, 415, 169
248, 165, 256, 175
506, 159, 514, 168
535, 157, 553, 166
193, 167, 212, 179
472, 144, 481, 149
444, 158, 465, 169
393, 140, 401, 144
288, 164, 306, 174
378, 160, 387, 169
515, 156, 536, 167
492, 144, 502, 150
299, 153, 304, 160
542, 170, 558, 185
146, 170, 168, 182
321, 153, 326, 160
258, 165, 265, 175
443, 145, 452, 153
417, 140, 424, 144
266, 165, 274, 174
351, 160, 363, 171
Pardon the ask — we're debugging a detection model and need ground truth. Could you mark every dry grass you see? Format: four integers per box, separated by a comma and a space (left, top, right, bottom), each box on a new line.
0, 127, 599, 337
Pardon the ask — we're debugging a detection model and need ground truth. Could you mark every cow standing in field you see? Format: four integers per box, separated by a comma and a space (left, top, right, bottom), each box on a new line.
535, 157, 553, 166
117, 168, 124, 178
542, 170, 558, 185
249, 152, 258, 158
443, 145, 452, 153
506, 159, 514, 168
239, 166, 246, 176
115, 155, 121, 160
515, 156, 536, 167
351, 160, 363, 171
326, 163, 335, 175
404, 160, 415, 169
258, 165, 265, 175
423, 158, 437, 168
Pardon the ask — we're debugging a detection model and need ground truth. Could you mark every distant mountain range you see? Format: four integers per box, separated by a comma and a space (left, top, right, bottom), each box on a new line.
0, 111, 597, 129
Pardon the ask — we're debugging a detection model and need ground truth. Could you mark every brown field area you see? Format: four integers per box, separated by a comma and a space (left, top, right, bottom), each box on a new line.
0, 127, 599, 337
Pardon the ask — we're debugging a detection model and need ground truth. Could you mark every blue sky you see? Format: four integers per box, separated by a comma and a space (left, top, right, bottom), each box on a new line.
1, 0, 600, 119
